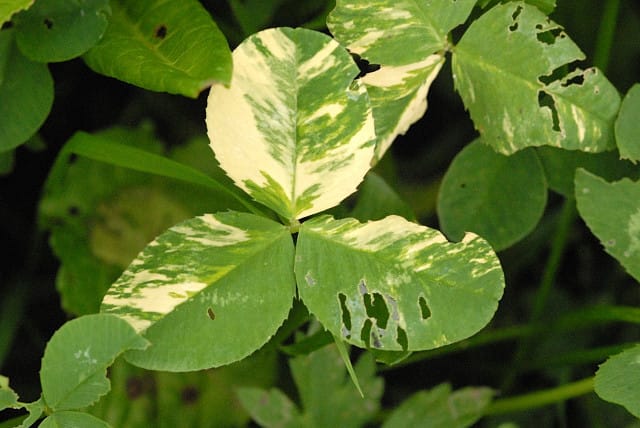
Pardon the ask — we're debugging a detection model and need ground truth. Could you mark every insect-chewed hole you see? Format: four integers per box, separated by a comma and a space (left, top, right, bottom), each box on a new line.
508, 5, 523, 31
360, 318, 373, 347
207, 307, 216, 320
44, 18, 53, 29
418, 296, 431, 320
363, 292, 389, 329
154, 24, 167, 39
181, 386, 199, 404
338, 293, 352, 332
396, 326, 408, 350
537, 90, 560, 132
536, 27, 564, 45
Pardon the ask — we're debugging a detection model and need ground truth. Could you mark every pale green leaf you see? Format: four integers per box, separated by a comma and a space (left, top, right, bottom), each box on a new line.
101, 211, 296, 371
0, 30, 53, 152
14, 0, 110, 62
452, 2, 620, 154
328, 0, 476, 161
575, 169, 640, 282
438, 140, 547, 250
296, 215, 504, 351
536, 146, 639, 197
0, 375, 18, 411
236, 388, 300, 428
40, 314, 148, 411
207, 27, 375, 222
40, 411, 110, 428
18, 398, 45, 428
83, 0, 231, 97
594, 344, 640, 418
382, 383, 494, 428
0, 0, 33, 26
616, 83, 640, 163
478, 0, 556, 14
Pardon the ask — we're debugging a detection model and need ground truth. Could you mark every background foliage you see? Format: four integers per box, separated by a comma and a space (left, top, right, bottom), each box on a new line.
1, 0, 639, 426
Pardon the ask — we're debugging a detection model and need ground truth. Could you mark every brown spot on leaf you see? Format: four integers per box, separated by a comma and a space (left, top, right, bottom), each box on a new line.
154, 25, 167, 39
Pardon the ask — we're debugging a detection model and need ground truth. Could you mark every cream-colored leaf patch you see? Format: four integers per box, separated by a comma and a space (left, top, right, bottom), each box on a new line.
206, 27, 376, 221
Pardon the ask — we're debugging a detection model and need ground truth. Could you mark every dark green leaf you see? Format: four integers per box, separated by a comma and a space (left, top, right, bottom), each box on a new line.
83, 0, 231, 97
14, 0, 110, 62
438, 140, 547, 250
350, 172, 415, 222
0, 30, 53, 152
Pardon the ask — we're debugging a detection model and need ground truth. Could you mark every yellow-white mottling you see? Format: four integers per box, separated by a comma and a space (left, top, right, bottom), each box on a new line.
571, 104, 586, 142
298, 41, 339, 81
502, 110, 514, 143
350, 29, 386, 53
172, 214, 250, 247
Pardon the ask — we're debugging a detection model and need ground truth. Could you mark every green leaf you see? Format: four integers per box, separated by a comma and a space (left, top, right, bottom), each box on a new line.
537, 146, 639, 197
478, 0, 556, 14
452, 2, 620, 154
228, 0, 287, 36
206, 27, 376, 222
382, 383, 494, 428
101, 211, 296, 371
40, 314, 148, 411
350, 172, 416, 222
83, 0, 231, 97
40, 411, 110, 428
616, 83, 640, 163
0, 0, 32, 26
0, 375, 18, 411
239, 344, 383, 428
0, 29, 53, 152
14, 0, 110, 62
328, 0, 476, 161
295, 215, 504, 351
18, 398, 45, 428
594, 344, 640, 418
575, 169, 640, 282
437, 140, 547, 251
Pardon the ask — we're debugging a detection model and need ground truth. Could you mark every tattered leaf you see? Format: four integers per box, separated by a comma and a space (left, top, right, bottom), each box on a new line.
0, 0, 33, 26
537, 146, 639, 197
382, 383, 494, 428
575, 169, 640, 282
594, 344, 640, 418
296, 215, 504, 351
14, 0, 110, 62
40, 411, 110, 428
328, 0, 476, 161
616, 83, 640, 163
478, 0, 556, 14
83, 0, 231, 97
207, 27, 375, 222
452, 2, 620, 154
438, 140, 547, 250
40, 314, 148, 411
0, 376, 18, 411
102, 212, 296, 371
0, 30, 53, 152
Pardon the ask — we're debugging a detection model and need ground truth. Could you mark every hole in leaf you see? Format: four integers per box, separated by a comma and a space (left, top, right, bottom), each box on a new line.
358, 279, 368, 295
460, 183, 467, 189
396, 326, 408, 350
363, 292, 389, 329
349, 50, 381, 79
537, 90, 560, 132
43, 18, 53, 29
207, 307, 215, 320
361, 319, 373, 347
68, 153, 78, 164
536, 27, 564, 45
418, 296, 431, 320
339, 293, 352, 332
126, 375, 153, 399
561, 72, 585, 87
154, 24, 167, 39
181, 386, 199, 404
509, 5, 523, 31
68, 206, 80, 216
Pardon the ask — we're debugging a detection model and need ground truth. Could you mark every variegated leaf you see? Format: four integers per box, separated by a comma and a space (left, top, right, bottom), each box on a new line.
328, 0, 476, 161
295, 215, 504, 351
101, 211, 295, 370
452, 2, 620, 154
206, 27, 376, 222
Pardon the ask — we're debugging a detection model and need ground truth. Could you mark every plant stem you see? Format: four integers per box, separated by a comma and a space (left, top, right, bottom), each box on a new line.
501, 199, 577, 390
485, 377, 595, 416
592, 0, 621, 72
